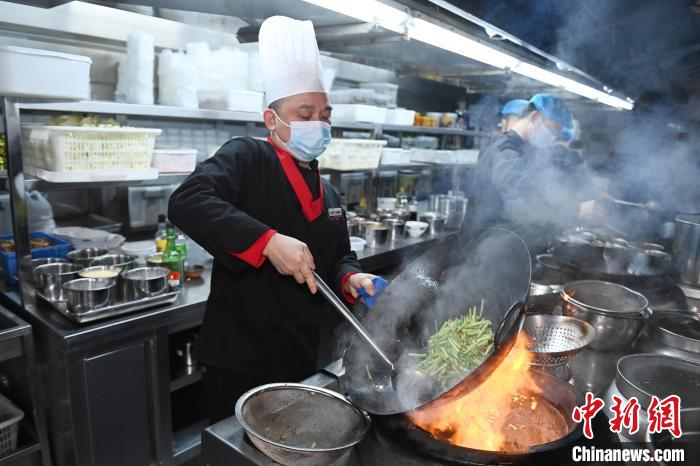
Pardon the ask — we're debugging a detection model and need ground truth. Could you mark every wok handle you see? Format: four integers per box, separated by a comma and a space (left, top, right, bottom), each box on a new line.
641, 307, 653, 319
312, 271, 394, 371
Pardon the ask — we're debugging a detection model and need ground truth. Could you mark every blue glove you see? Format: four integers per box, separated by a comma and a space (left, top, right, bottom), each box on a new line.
358, 277, 389, 310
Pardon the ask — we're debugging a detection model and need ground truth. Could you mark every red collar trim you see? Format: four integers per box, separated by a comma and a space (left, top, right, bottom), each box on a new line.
268, 137, 323, 222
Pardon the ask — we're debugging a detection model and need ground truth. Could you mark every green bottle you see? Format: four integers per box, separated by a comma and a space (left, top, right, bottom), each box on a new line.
162, 224, 183, 289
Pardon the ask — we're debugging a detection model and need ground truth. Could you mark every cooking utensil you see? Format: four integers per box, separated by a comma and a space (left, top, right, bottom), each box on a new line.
419, 212, 446, 236
35, 262, 82, 301
362, 222, 389, 248
235, 383, 370, 466
561, 280, 650, 351
122, 267, 169, 300
611, 197, 661, 211
522, 315, 596, 366
385, 218, 405, 242
79, 265, 127, 301
90, 253, 136, 270
312, 271, 393, 371
66, 247, 109, 267
635, 309, 700, 360
647, 407, 700, 466
62, 277, 115, 313
604, 354, 700, 443
378, 371, 582, 462
344, 228, 531, 415
673, 214, 700, 287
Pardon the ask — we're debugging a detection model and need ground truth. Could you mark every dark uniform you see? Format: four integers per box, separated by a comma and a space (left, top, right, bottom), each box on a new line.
470, 131, 587, 252
168, 136, 361, 421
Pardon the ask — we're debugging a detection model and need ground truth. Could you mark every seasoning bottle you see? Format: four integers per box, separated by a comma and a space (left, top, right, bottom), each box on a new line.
162, 224, 183, 289
175, 229, 189, 266
408, 196, 419, 221
155, 214, 167, 252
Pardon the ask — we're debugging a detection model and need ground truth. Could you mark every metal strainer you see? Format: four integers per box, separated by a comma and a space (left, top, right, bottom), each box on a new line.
522, 314, 596, 365
235, 383, 370, 466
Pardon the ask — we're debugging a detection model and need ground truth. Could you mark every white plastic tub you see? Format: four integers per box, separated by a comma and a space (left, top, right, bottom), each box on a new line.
385, 108, 416, 126
359, 82, 399, 107
197, 89, 263, 112
0, 46, 91, 100
380, 148, 412, 166
332, 104, 387, 124
349, 236, 366, 252
152, 148, 197, 173
319, 139, 387, 171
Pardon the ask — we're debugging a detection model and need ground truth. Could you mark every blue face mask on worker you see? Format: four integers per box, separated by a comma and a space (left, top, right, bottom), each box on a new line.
530, 118, 558, 149
273, 111, 332, 162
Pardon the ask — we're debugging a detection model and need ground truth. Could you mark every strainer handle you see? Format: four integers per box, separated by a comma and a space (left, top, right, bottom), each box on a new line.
641, 307, 653, 319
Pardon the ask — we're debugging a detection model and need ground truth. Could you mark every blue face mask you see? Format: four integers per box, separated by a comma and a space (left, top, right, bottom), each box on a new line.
530, 119, 558, 149
274, 112, 332, 162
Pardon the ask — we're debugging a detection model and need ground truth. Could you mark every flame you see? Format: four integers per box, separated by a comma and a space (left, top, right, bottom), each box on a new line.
408, 333, 547, 452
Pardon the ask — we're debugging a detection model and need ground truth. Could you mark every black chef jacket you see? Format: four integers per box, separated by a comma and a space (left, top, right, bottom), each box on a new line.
168, 137, 361, 380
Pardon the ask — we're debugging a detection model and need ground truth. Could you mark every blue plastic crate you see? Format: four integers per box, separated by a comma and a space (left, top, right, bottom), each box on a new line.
1, 232, 73, 284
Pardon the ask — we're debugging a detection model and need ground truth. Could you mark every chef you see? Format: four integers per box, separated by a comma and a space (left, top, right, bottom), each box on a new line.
470, 94, 580, 250
499, 99, 529, 133
168, 16, 381, 423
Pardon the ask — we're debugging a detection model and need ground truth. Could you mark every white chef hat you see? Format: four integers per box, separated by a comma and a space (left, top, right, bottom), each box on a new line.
259, 16, 327, 106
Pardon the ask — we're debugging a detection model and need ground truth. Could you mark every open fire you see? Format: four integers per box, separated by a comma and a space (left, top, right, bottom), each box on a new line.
408, 333, 569, 452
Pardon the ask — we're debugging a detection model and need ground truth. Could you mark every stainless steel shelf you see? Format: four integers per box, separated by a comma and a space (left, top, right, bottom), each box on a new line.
17, 101, 488, 136
1, 171, 190, 191
321, 163, 474, 174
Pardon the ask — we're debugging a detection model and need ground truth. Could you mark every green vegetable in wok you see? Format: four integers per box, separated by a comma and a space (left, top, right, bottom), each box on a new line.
416, 300, 494, 387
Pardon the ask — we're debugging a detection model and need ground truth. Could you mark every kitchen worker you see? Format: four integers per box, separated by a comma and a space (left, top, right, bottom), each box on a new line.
168, 16, 382, 423
499, 99, 529, 133
470, 94, 580, 251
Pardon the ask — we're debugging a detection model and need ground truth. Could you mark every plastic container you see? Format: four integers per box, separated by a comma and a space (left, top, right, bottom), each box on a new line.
329, 89, 390, 106
454, 149, 479, 165
0, 46, 91, 100
197, 90, 263, 112
1, 232, 73, 284
318, 139, 387, 171
120, 241, 157, 265
22, 125, 161, 172
331, 104, 387, 124
441, 112, 458, 128
349, 236, 366, 252
152, 148, 197, 173
385, 108, 416, 126
0, 392, 24, 456
54, 226, 125, 250
380, 148, 412, 166
359, 82, 399, 107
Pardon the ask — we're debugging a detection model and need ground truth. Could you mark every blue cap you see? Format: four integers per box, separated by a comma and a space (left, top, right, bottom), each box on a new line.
557, 128, 575, 142
499, 99, 529, 117
529, 94, 573, 129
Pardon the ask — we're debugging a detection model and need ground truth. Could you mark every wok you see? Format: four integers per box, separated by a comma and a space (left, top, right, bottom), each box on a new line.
343, 228, 531, 415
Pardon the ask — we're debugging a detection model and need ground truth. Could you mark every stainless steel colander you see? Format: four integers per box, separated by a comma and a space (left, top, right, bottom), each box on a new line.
522, 314, 596, 365
235, 383, 370, 466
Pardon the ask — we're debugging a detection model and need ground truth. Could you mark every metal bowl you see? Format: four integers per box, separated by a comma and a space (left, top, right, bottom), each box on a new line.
561, 280, 650, 351
34, 262, 83, 301
90, 254, 136, 270
146, 253, 164, 268
66, 248, 109, 267
362, 222, 389, 248
31, 257, 67, 270
419, 212, 446, 236
385, 218, 406, 242
62, 277, 115, 314
79, 265, 126, 302
122, 267, 169, 300
235, 383, 370, 466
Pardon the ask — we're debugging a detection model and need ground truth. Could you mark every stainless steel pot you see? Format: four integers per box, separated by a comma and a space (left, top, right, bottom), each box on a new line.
347, 217, 366, 237
235, 383, 371, 466
62, 277, 115, 314
673, 214, 700, 286
90, 254, 136, 270
362, 222, 389, 248
635, 309, 700, 361
122, 267, 169, 300
561, 280, 650, 351
418, 212, 446, 236
604, 354, 700, 444
31, 257, 67, 270
35, 262, 82, 301
527, 282, 562, 314
66, 248, 109, 267
146, 253, 163, 268
79, 266, 126, 302
385, 219, 405, 242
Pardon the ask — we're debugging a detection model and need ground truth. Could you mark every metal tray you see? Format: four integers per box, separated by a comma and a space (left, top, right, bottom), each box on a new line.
37, 290, 180, 324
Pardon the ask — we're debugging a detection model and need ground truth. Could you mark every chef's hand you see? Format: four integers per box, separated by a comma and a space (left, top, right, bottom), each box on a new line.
578, 200, 606, 223
263, 233, 317, 294
344, 273, 380, 300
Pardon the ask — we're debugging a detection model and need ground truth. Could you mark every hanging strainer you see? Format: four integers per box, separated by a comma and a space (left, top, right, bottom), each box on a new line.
522, 315, 596, 366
